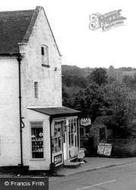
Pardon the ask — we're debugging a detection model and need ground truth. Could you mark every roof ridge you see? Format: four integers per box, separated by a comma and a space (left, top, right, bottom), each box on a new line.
22, 7, 40, 43
0, 9, 34, 14
42, 8, 61, 56
22, 6, 61, 56
0, 6, 61, 56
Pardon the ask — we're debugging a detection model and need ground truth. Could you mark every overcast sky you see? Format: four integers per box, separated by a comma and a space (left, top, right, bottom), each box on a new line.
0, 0, 136, 68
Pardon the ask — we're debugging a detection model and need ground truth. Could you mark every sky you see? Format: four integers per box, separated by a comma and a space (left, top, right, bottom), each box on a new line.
0, 0, 136, 68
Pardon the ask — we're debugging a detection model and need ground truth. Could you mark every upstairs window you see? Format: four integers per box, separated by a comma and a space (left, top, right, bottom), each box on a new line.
41, 47, 44, 55
34, 81, 38, 98
41, 45, 49, 67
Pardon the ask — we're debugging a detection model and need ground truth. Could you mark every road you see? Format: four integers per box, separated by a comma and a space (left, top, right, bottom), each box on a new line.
49, 161, 136, 190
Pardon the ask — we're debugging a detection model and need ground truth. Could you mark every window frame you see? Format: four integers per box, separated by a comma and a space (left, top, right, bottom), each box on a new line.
30, 122, 44, 159
68, 118, 77, 147
41, 45, 49, 67
52, 121, 63, 154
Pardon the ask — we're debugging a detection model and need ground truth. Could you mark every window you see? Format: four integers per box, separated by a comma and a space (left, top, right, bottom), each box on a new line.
68, 118, 77, 147
34, 82, 38, 98
41, 45, 49, 66
31, 122, 44, 159
41, 47, 44, 55
52, 121, 63, 153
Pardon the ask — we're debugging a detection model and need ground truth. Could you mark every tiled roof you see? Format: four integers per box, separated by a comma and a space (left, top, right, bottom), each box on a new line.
0, 6, 61, 56
0, 9, 35, 54
29, 107, 81, 117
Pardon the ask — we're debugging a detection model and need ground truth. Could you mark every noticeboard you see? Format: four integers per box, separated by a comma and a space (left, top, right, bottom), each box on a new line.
97, 143, 112, 157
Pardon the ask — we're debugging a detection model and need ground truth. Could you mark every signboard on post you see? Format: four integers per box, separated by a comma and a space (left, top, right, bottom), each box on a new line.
80, 118, 91, 126
97, 143, 112, 157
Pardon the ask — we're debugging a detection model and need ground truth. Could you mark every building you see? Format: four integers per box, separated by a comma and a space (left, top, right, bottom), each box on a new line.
80, 118, 91, 148
0, 6, 80, 171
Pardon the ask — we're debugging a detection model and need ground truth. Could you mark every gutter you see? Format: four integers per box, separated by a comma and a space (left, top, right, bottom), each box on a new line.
17, 54, 24, 167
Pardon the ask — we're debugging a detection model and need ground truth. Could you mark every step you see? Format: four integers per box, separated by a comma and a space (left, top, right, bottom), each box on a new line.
64, 160, 81, 168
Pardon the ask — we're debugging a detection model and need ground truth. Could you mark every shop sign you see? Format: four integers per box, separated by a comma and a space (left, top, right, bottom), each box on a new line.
80, 118, 91, 126
54, 154, 62, 165
97, 143, 112, 156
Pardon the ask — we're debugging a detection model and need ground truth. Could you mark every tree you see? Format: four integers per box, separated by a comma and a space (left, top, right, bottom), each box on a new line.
65, 81, 135, 139
122, 74, 136, 90
62, 65, 135, 139
103, 82, 135, 138
71, 82, 105, 121
88, 68, 108, 86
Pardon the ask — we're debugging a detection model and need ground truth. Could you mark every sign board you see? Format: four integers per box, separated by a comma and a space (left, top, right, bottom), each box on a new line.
54, 154, 62, 165
97, 143, 105, 155
80, 118, 91, 126
97, 143, 112, 157
104, 144, 112, 156
78, 148, 85, 159
0, 177, 48, 190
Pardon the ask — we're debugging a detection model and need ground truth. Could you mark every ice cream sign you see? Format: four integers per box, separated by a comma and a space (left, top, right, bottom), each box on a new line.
80, 118, 91, 126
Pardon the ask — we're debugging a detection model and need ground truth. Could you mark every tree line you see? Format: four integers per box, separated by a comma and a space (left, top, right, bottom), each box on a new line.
62, 66, 136, 139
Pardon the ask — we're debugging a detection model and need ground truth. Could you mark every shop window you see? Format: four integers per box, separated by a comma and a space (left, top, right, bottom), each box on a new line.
52, 121, 63, 153
69, 118, 77, 147
31, 122, 44, 158
41, 45, 49, 67
34, 81, 38, 98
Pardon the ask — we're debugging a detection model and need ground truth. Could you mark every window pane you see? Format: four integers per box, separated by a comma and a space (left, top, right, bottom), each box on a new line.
52, 122, 63, 153
31, 123, 44, 159
41, 47, 44, 55
41, 45, 49, 65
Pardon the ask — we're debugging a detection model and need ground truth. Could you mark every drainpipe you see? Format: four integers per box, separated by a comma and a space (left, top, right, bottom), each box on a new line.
17, 54, 24, 167
50, 117, 53, 166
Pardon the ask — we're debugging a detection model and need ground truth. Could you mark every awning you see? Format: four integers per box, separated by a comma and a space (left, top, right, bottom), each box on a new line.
28, 106, 81, 118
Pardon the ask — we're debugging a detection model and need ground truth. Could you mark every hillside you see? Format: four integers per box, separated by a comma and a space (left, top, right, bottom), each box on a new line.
62, 65, 94, 97
62, 65, 136, 98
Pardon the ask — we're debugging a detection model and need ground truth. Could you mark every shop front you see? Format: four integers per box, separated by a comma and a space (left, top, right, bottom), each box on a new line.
51, 116, 79, 166
27, 107, 80, 170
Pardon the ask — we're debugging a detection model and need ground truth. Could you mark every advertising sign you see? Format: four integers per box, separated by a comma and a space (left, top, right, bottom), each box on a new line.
80, 118, 91, 126
54, 154, 62, 165
97, 143, 112, 156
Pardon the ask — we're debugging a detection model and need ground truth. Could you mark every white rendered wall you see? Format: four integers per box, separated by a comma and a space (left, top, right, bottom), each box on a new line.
0, 57, 20, 166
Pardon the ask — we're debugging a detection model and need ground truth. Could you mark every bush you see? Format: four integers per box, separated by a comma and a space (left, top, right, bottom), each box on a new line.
111, 138, 136, 158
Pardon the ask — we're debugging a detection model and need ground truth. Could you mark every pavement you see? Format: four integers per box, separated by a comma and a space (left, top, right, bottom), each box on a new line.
50, 158, 136, 190
0, 157, 135, 180
55, 157, 136, 177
